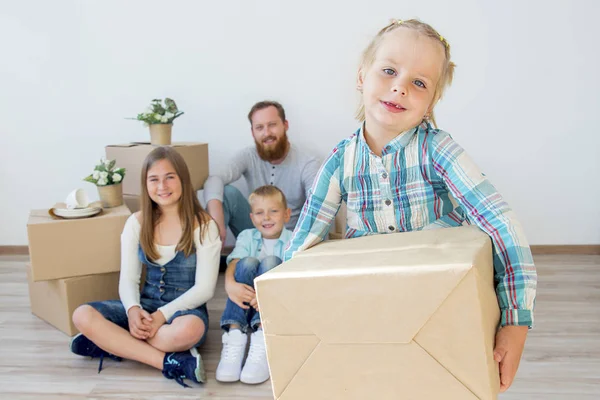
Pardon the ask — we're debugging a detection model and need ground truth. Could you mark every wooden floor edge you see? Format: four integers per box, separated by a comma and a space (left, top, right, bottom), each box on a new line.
1, 244, 599, 256
530, 245, 600, 255
0, 246, 29, 255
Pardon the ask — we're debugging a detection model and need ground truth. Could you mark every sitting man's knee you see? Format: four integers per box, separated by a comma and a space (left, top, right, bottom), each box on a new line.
223, 184, 241, 199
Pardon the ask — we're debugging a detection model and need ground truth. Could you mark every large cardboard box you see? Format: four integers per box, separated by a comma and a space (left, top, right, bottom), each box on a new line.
123, 194, 141, 213
105, 142, 209, 196
27, 204, 130, 281
26, 265, 120, 336
255, 226, 501, 400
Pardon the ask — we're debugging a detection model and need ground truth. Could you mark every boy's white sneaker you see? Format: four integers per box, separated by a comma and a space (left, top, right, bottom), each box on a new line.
216, 329, 247, 382
240, 329, 270, 384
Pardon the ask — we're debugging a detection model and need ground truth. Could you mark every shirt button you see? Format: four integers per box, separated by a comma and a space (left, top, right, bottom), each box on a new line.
382, 172, 388, 179
160, 267, 165, 273
160, 280, 165, 285
386, 145, 391, 151
159, 288, 165, 293
388, 225, 395, 231
270, 181, 273, 185
385, 199, 391, 206
271, 173, 274, 176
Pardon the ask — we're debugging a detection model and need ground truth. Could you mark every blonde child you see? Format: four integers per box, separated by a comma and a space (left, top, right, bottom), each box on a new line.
216, 185, 292, 384
284, 19, 537, 392
70, 147, 221, 388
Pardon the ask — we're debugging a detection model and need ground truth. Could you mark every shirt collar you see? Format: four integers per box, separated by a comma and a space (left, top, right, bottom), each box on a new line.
358, 121, 418, 156
252, 228, 291, 243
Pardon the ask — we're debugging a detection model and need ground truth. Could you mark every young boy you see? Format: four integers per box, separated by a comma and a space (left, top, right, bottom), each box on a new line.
216, 185, 292, 384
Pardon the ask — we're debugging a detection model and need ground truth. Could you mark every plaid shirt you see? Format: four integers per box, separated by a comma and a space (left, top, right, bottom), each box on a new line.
284, 121, 537, 327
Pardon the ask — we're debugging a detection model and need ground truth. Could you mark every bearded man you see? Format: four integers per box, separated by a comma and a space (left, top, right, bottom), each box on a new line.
202, 100, 321, 246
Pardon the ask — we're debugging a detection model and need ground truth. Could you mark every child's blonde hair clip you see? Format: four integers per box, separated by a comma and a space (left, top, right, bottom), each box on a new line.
392, 18, 449, 49
439, 35, 449, 48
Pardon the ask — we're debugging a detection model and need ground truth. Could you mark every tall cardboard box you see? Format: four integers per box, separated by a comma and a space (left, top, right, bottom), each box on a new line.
105, 142, 209, 196
27, 205, 130, 281
255, 226, 501, 400
26, 265, 120, 336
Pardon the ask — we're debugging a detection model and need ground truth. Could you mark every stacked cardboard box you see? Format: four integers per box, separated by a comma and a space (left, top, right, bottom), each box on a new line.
26, 205, 130, 335
255, 226, 501, 399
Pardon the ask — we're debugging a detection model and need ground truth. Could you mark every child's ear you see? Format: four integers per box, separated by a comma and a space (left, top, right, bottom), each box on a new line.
284, 208, 291, 223
357, 68, 365, 91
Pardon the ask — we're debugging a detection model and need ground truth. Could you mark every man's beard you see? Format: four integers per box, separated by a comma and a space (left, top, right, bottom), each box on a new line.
255, 132, 289, 162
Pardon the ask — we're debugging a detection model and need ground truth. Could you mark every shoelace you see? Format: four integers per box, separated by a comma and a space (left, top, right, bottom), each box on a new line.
163, 354, 193, 388
163, 366, 190, 388
96, 353, 123, 373
221, 341, 245, 362
246, 339, 265, 363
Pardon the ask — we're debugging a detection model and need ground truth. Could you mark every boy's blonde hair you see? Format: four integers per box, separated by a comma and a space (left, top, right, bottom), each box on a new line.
355, 19, 456, 127
249, 185, 288, 210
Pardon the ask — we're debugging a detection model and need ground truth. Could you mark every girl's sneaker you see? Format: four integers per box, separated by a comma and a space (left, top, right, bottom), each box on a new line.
162, 347, 206, 388
69, 333, 122, 372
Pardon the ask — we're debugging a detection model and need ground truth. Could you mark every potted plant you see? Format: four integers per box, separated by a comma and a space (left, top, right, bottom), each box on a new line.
130, 98, 184, 145
83, 158, 126, 208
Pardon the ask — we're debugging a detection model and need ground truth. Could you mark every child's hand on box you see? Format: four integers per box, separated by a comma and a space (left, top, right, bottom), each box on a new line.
225, 280, 256, 310
493, 325, 528, 392
249, 297, 259, 312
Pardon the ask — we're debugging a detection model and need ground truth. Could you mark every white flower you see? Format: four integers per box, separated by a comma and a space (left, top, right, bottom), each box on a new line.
164, 112, 174, 119
99, 171, 109, 179
154, 113, 162, 120
104, 159, 112, 168
97, 178, 108, 186
112, 173, 122, 183
92, 170, 100, 180
161, 116, 169, 123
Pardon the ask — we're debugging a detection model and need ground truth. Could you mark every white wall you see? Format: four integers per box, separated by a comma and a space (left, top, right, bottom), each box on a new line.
1, 0, 598, 245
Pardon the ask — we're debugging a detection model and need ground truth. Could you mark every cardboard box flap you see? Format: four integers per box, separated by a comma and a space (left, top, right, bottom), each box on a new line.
293, 226, 490, 259
27, 204, 129, 226
106, 142, 207, 148
258, 260, 472, 343
274, 342, 480, 400
106, 143, 140, 148
415, 268, 500, 399
267, 335, 321, 397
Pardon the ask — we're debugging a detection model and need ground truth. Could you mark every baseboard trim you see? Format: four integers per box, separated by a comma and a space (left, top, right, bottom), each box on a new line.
2, 244, 599, 256
530, 245, 600, 255
0, 246, 29, 255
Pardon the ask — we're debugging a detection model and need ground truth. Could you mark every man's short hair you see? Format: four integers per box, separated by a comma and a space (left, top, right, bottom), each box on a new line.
248, 100, 286, 125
